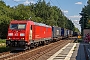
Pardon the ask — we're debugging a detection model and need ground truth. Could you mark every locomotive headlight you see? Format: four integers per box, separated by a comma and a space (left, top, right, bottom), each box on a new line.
8, 33, 13, 36
9, 38, 12, 39
21, 38, 24, 40
20, 33, 25, 36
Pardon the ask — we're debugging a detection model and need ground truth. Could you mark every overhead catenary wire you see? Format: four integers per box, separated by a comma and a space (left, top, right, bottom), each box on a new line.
56, 0, 62, 9
56, 0, 80, 27
11, 0, 20, 3
49, 0, 55, 6
12, 0, 80, 27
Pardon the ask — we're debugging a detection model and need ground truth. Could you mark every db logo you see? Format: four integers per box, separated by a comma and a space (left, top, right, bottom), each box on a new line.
15, 33, 18, 36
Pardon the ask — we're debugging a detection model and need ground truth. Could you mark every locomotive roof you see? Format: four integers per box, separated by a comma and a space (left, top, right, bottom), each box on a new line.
10, 20, 29, 23
34, 22, 51, 28
10, 20, 51, 28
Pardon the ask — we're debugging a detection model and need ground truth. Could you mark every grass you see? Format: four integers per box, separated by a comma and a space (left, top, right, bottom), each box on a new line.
74, 38, 83, 43
0, 39, 10, 52
0, 39, 6, 43
0, 39, 6, 48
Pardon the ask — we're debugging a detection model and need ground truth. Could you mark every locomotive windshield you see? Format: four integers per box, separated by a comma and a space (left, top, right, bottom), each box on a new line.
18, 24, 26, 29
10, 24, 26, 29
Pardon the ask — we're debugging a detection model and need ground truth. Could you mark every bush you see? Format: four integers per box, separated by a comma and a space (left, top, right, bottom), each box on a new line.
78, 39, 82, 42
0, 46, 10, 53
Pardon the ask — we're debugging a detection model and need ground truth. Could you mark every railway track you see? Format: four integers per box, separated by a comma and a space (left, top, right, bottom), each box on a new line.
0, 52, 10, 56
0, 40, 74, 60
0, 53, 15, 60
26, 40, 72, 60
0, 51, 22, 60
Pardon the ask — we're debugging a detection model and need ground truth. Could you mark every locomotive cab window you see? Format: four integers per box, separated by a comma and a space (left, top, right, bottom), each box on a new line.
18, 24, 26, 29
10, 24, 26, 29
10, 24, 18, 29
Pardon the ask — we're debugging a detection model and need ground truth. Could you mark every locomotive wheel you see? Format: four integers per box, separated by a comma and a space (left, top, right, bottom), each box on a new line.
34, 42, 39, 47
28, 45, 30, 50
30, 43, 35, 48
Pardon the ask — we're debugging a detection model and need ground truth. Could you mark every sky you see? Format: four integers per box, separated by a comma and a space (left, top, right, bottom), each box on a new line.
3, 0, 88, 32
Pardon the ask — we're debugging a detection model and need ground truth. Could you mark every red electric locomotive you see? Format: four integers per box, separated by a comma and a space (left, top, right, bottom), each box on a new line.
6, 20, 52, 50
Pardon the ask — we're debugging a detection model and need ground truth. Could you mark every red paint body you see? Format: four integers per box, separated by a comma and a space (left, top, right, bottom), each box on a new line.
7, 20, 52, 45
32, 25, 52, 41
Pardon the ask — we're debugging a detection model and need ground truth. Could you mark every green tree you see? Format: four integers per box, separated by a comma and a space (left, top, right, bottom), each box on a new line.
0, 1, 12, 38
0, 0, 76, 38
79, 0, 90, 35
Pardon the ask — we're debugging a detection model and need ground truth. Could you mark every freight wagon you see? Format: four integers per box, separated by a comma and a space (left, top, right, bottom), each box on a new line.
61, 28, 64, 37
61, 28, 68, 39
64, 28, 68, 38
52, 26, 61, 41
73, 32, 78, 36
68, 30, 73, 37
